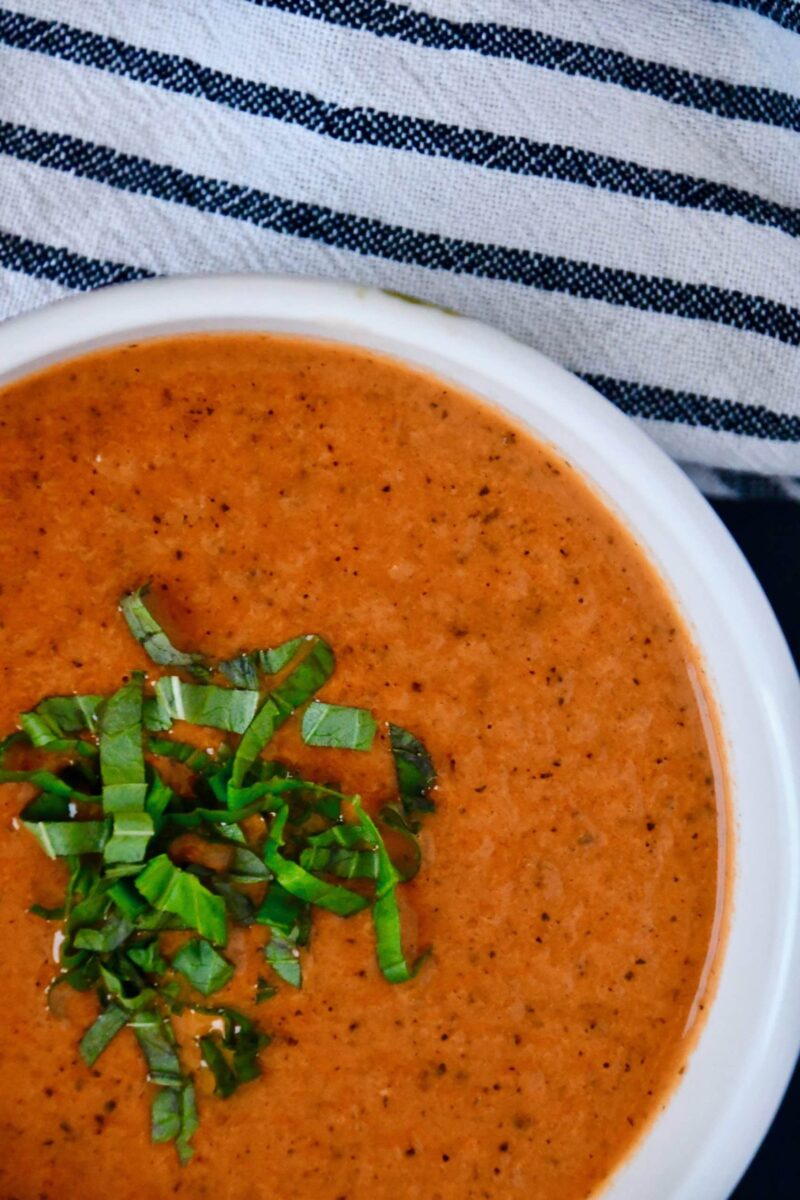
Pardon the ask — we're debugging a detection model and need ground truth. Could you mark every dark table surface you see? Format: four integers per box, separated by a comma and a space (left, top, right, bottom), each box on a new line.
710, 501, 799, 1199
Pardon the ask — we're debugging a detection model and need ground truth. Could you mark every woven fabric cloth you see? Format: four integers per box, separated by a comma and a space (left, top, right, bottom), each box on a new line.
0, 0, 799, 496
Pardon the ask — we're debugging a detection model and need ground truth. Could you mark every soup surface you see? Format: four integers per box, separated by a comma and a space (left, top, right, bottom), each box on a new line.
0, 335, 722, 1200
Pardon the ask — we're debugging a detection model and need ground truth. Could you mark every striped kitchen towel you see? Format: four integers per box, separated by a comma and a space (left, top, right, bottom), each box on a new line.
0, 1, 799, 497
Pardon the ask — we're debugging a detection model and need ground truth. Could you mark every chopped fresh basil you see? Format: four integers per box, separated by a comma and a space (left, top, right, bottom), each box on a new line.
120, 586, 212, 680
172, 938, 234, 997
198, 1007, 268, 1096
255, 883, 311, 944
228, 845, 270, 883
145, 774, 174, 825
389, 723, 436, 815
1, 766, 98, 802
135, 855, 227, 946
230, 697, 280, 789
219, 635, 305, 688
5, 587, 437, 1164
23, 818, 111, 858
353, 799, 426, 984
99, 961, 157, 1012
147, 738, 217, 773
299, 844, 379, 880
154, 677, 259, 734
29, 901, 66, 921
265, 934, 302, 988
199, 1033, 237, 1098
271, 636, 335, 711
109, 878, 151, 921
79, 1003, 129, 1066
103, 811, 154, 864
74, 911, 134, 953
151, 1085, 184, 1144
19, 695, 103, 756
130, 1009, 183, 1087
174, 1083, 199, 1164
127, 939, 167, 975
305, 824, 366, 849
301, 701, 377, 751
208, 876, 257, 926
26, 694, 103, 736
263, 807, 368, 917
19, 719, 94, 759
229, 637, 335, 788
100, 676, 148, 814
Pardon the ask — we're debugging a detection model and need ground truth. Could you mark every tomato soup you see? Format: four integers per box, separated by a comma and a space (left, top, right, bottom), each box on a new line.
0, 335, 723, 1200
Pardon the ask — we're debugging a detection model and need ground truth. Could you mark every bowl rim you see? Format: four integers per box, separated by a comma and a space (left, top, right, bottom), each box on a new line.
0, 273, 798, 1200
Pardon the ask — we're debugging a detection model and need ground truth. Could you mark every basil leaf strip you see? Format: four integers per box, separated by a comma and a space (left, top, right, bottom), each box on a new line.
145, 774, 174, 825
130, 1009, 183, 1087
104, 811, 154, 865
30, 901, 66, 921
18, 695, 102, 758
0, 767, 99, 802
265, 935, 302, 988
172, 938, 234, 997
219, 636, 305, 688
74, 912, 134, 952
23, 818, 111, 858
199, 1034, 238, 1098
120, 586, 212, 680
389, 723, 437, 815
151, 1081, 198, 1166
23, 695, 103, 737
353, 799, 427, 984
175, 1083, 199, 1164
100, 676, 148, 814
263, 807, 368, 917
127, 940, 167, 975
271, 635, 335, 713
255, 883, 311, 944
147, 738, 218, 773
154, 677, 259, 734
228, 845, 270, 883
230, 698, 280, 790
305, 824, 366, 849
79, 1003, 129, 1066
301, 701, 377, 751
135, 854, 227, 945
198, 1007, 268, 1096
299, 845, 379, 880
230, 636, 335, 788
109, 878, 151, 921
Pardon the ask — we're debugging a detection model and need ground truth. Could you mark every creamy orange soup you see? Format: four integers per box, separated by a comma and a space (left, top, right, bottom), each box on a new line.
0, 335, 723, 1200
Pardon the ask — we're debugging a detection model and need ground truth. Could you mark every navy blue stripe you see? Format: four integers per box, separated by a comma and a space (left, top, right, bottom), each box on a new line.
580, 374, 800, 441
2, 11, 798, 241
710, 0, 800, 34
246, 0, 800, 133
711, 467, 800, 497
0, 228, 152, 291
3, 120, 800, 348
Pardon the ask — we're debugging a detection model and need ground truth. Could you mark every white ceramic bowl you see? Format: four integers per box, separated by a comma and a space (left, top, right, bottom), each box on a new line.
1, 275, 798, 1199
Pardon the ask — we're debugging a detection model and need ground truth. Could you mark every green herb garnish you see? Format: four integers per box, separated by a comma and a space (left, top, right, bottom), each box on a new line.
172, 938, 234, 997
0, 584, 437, 1163
301, 700, 377, 750
389, 723, 437, 817
120, 584, 212, 680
